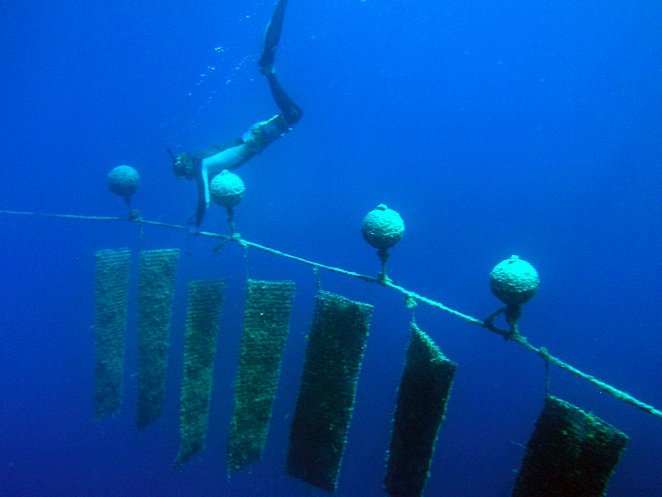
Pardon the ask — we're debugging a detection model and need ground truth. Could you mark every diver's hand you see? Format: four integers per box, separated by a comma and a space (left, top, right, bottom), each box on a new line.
128, 209, 142, 221
186, 213, 201, 234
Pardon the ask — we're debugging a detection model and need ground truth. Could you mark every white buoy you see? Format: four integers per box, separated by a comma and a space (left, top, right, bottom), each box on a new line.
490, 255, 540, 305
107, 165, 140, 199
361, 204, 405, 250
210, 170, 245, 208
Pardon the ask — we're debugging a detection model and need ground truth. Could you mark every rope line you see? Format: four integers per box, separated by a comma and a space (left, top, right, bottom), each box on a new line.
1, 208, 660, 421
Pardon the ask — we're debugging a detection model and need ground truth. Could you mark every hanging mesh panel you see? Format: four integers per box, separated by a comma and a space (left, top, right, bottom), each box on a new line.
94, 248, 132, 419
136, 249, 180, 429
512, 395, 629, 497
384, 323, 457, 497
228, 279, 296, 472
286, 290, 373, 492
176, 280, 225, 465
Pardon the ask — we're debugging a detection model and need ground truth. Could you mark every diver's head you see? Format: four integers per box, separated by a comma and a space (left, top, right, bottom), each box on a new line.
173, 153, 195, 179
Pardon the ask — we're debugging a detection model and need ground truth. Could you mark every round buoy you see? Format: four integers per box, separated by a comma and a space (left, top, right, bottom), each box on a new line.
107, 165, 140, 198
210, 170, 245, 207
361, 204, 405, 250
489, 255, 540, 305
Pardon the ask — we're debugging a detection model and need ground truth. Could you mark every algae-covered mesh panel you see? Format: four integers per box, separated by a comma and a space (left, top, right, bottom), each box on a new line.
512, 395, 629, 497
94, 248, 132, 419
176, 280, 225, 465
286, 290, 373, 492
228, 279, 296, 472
384, 324, 457, 497
136, 249, 180, 430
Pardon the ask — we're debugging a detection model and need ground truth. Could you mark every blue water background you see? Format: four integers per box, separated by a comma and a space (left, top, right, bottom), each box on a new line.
1, 1, 661, 496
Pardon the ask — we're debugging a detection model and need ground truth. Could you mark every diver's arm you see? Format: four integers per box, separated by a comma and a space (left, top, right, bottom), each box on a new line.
193, 162, 210, 227
190, 137, 260, 226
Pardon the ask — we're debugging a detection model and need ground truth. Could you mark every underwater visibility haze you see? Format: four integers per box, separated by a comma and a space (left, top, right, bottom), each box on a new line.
1, 1, 661, 496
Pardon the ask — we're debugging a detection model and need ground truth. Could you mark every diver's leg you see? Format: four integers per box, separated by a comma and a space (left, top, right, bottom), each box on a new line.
266, 73, 302, 124
258, 0, 302, 125
258, 0, 289, 75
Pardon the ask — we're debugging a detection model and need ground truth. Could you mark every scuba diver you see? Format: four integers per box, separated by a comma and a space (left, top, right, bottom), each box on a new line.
171, 0, 302, 227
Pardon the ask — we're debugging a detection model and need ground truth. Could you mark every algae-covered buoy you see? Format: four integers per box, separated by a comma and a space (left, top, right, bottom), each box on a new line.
361, 204, 405, 281
210, 170, 245, 234
361, 204, 405, 250
490, 255, 540, 305
107, 165, 140, 199
210, 170, 245, 208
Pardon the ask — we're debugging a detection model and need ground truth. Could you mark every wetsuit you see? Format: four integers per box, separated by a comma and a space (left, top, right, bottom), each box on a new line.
173, 0, 302, 226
